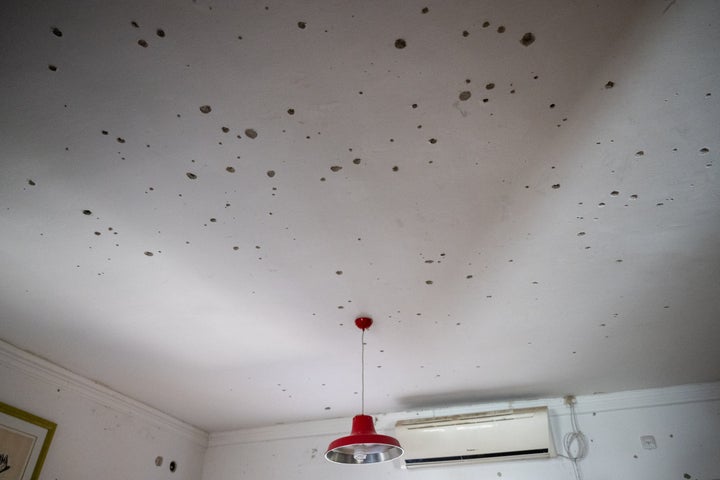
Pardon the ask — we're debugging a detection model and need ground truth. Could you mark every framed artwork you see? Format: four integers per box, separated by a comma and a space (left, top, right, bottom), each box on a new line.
0, 402, 56, 480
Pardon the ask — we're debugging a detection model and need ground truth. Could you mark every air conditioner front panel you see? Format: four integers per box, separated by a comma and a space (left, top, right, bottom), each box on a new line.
395, 407, 555, 467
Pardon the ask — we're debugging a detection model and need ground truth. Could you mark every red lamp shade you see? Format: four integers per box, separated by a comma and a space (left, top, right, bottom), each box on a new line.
325, 415, 404, 464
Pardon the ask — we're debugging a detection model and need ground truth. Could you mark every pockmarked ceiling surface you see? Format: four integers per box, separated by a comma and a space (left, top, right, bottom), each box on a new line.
1, 0, 718, 432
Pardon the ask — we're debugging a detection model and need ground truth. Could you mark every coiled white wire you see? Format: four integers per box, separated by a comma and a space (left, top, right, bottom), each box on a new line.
560, 397, 588, 480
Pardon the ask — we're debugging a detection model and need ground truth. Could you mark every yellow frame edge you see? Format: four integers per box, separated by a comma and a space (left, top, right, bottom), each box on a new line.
0, 401, 57, 480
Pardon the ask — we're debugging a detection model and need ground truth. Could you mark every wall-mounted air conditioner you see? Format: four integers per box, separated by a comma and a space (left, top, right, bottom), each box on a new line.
395, 406, 556, 468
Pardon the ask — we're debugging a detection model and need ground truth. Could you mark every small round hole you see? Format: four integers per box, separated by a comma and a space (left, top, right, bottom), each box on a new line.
169, 461, 177, 472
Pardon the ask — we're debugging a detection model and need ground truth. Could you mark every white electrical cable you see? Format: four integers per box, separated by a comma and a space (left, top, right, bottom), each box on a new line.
360, 328, 365, 415
559, 397, 588, 480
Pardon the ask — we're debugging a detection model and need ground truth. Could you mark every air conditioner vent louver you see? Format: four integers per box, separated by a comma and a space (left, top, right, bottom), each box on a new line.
395, 406, 555, 468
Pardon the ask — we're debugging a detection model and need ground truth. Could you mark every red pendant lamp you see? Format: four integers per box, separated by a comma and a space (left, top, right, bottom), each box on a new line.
325, 317, 404, 464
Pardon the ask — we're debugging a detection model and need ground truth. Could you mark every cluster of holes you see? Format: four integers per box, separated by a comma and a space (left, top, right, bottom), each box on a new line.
45, 11, 710, 343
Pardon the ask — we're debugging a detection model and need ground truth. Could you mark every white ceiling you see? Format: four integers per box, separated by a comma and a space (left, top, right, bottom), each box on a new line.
1, 0, 719, 433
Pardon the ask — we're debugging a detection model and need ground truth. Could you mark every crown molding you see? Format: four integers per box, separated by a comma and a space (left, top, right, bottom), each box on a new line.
5, 336, 716, 450
0, 338, 209, 448
209, 381, 720, 447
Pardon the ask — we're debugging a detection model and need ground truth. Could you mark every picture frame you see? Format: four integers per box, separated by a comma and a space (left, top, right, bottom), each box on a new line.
0, 402, 56, 480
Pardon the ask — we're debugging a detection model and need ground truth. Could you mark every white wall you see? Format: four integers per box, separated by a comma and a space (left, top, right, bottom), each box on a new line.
202, 383, 720, 480
0, 340, 208, 480
3, 335, 718, 480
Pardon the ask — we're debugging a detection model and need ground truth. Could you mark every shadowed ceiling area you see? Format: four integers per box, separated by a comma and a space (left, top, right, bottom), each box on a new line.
1, 0, 719, 432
